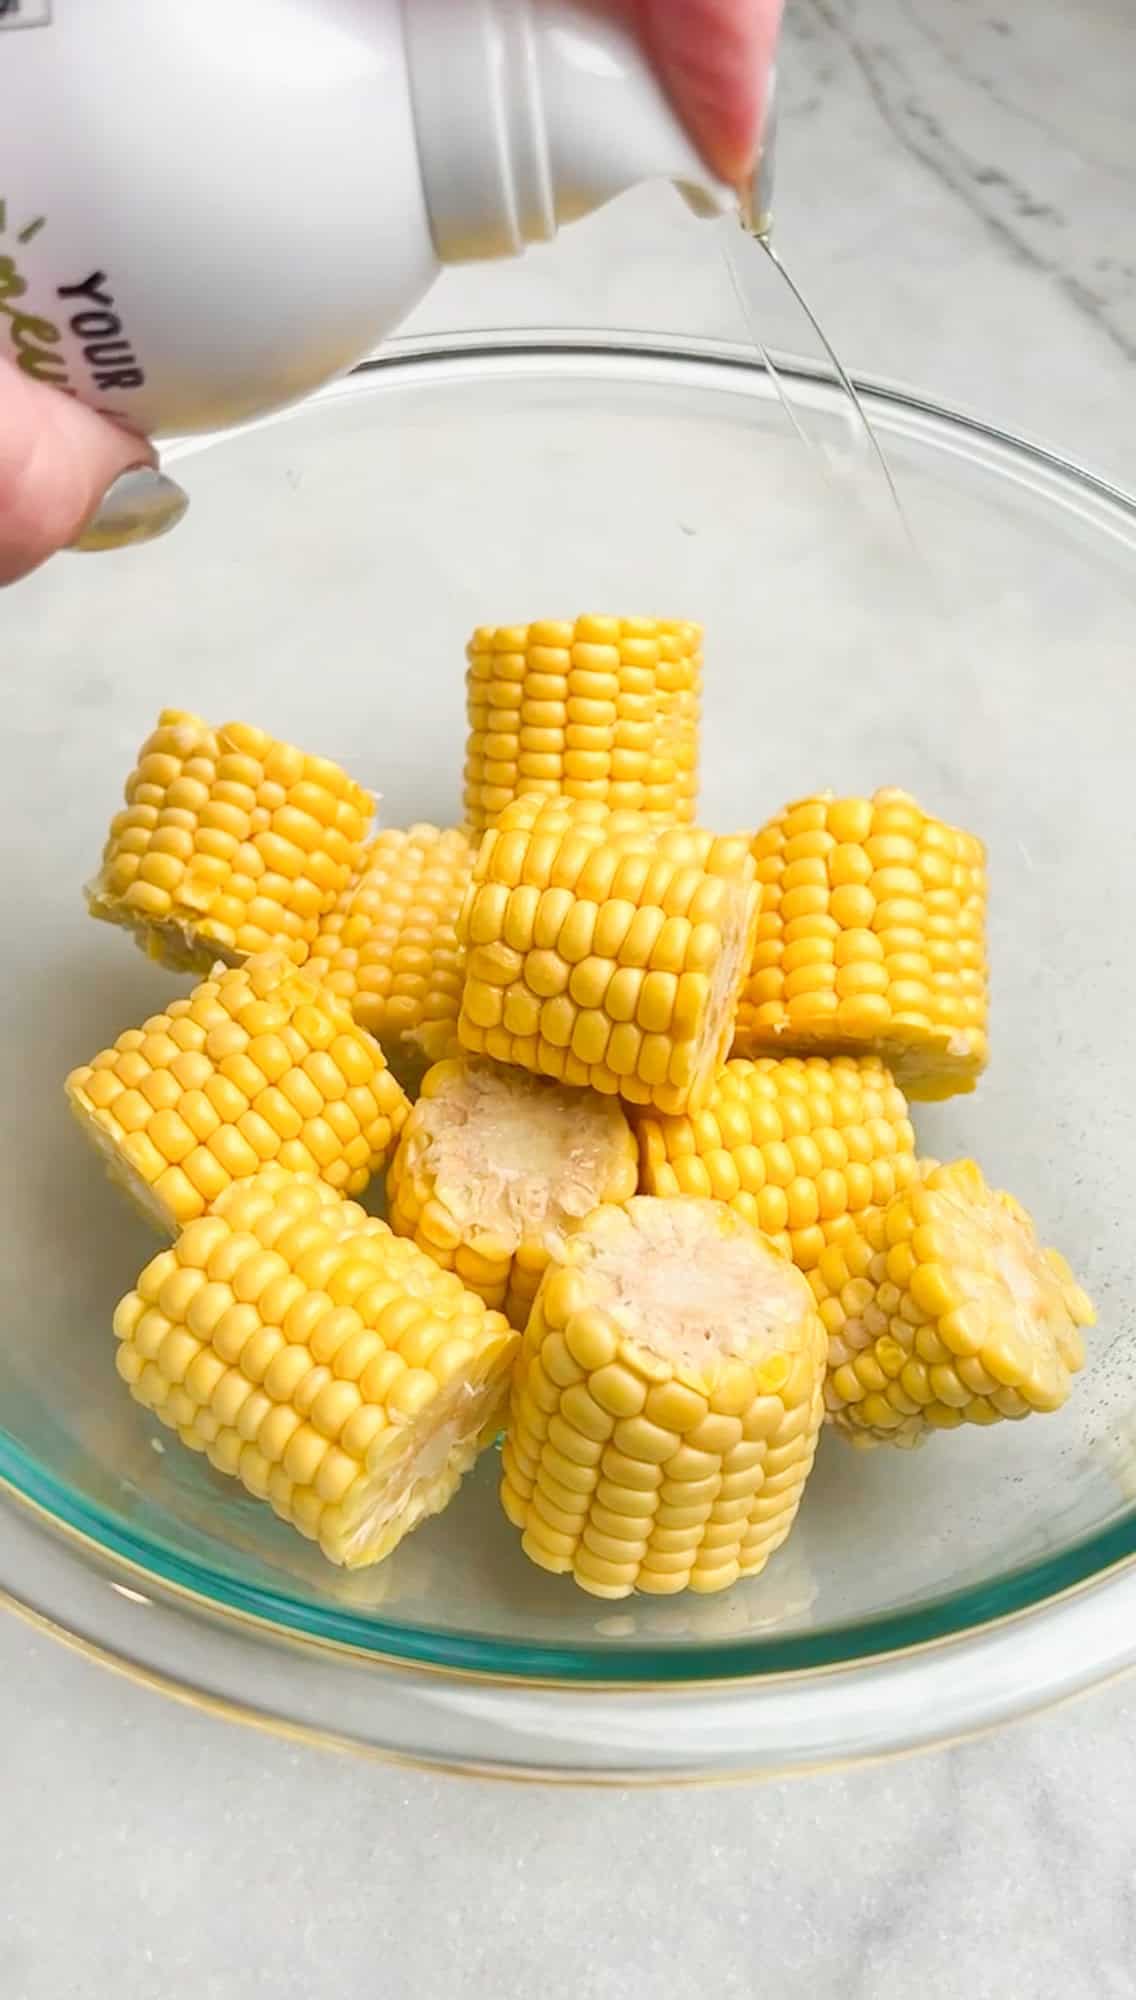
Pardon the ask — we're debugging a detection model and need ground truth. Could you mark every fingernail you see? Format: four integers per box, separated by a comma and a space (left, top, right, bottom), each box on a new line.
71, 469, 189, 555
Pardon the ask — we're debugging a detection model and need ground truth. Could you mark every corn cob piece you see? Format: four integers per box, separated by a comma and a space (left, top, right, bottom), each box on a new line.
113, 1167, 518, 1568
501, 1196, 826, 1598
734, 789, 988, 1100
306, 825, 473, 1090
636, 1054, 916, 1274
66, 953, 409, 1230
86, 709, 373, 972
388, 1056, 639, 1327
815, 1159, 1094, 1448
457, 795, 759, 1115
463, 616, 702, 836
650, 624, 701, 826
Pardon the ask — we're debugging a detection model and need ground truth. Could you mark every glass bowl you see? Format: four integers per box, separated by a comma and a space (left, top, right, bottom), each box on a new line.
2, 331, 1134, 1783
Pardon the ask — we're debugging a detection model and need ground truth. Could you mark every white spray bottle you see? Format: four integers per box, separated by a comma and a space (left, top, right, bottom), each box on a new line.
0, 0, 774, 447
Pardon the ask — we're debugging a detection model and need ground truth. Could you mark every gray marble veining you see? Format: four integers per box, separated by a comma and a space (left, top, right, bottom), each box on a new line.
790, 0, 1136, 361
420, 0, 1135, 479
2, 1, 1134, 1993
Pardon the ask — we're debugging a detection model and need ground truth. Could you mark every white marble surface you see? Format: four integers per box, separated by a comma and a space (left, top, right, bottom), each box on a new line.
3, 1, 1136, 1992
419, 0, 1135, 484
2, 1618, 1135, 1999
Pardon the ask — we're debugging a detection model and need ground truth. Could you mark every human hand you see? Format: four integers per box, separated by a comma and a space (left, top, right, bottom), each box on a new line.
1, 0, 779, 586
626, 0, 782, 188
0, 359, 186, 587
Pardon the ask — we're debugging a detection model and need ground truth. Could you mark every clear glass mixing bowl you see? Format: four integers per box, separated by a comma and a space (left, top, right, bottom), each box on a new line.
2, 329, 1134, 1782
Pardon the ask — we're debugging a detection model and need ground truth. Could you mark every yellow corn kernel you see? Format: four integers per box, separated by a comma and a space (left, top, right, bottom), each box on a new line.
388, 1056, 639, 1326
502, 1196, 826, 1597
87, 712, 372, 976
457, 795, 758, 1115
735, 788, 988, 1099
85, 709, 373, 972
636, 1053, 916, 1273
66, 953, 409, 1230
463, 617, 702, 836
113, 1168, 517, 1568
306, 825, 473, 1091
814, 1159, 1095, 1448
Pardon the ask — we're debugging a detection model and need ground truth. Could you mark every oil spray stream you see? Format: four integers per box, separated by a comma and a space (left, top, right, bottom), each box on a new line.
724, 218, 913, 546
723, 206, 997, 792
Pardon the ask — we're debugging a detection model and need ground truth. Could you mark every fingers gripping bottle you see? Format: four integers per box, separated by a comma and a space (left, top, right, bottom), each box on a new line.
0, 0, 771, 443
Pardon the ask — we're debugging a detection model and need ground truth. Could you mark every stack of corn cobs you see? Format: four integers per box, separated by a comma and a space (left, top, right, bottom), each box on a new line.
66, 617, 1095, 1600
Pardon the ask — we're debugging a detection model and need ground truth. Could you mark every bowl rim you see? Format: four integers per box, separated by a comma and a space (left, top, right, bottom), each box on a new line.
4, 1473, 1135, 1783
3, 332, 1133, 1769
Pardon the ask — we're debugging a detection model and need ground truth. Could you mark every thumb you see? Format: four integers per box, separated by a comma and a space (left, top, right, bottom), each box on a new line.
637, 0, 782, 188
0, 361, 164, 586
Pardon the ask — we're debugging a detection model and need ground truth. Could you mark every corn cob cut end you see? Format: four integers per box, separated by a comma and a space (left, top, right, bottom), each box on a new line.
87, 709, 373, 973
818, 1158, 1095, 1448
502, 1195, 826, 1599
388, 1056, 639, 1324
113, 1167, 518, 1570
85, 884, 245, 978
324, 1358, 512, 1569
65, 1078, 178, 1233
65, 952, 410, 1233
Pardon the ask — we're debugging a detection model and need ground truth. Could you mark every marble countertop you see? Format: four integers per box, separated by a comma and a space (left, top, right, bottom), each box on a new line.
3, 2, 1134, 1993
3, 1618, 1134, 1999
